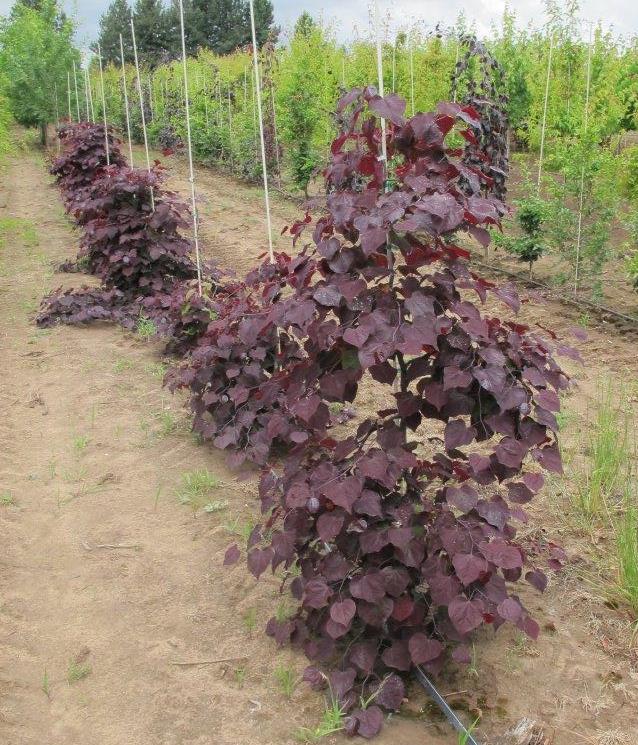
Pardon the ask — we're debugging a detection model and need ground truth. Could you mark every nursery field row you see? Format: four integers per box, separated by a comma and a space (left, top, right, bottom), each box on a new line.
1, 130, 638, 743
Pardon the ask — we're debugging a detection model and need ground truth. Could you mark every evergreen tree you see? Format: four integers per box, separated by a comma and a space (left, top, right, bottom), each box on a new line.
96, 0, 133, 65
169, 0, 275, 56
132, 0, 171, 67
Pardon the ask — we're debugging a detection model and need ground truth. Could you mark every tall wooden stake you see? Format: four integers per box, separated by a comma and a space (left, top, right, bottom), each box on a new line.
67, 71, 72, 120
177, 0, 203, 294
83, 67, 91, 121
575, 22, 593, 295
119, 34, 134, 165
374, 0, 388, 170
537, 33, 554, 192
248, 0, 274, 261
72, 61, 81, 121
131, 17, 155, 210
97, 43, 110, 165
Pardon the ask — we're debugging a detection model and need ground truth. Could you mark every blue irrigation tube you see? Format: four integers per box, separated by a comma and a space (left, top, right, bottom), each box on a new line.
414, 667, 481, 745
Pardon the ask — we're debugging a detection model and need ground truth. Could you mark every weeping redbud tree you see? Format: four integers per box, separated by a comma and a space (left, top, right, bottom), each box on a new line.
218, 88, 573, 737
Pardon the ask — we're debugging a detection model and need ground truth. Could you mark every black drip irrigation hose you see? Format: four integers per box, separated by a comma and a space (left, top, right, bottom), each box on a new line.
414, 667, 481, 745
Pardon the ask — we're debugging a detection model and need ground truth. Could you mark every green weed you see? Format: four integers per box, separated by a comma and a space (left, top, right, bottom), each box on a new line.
136, 315, 157, 341
0, 217, 38, 249
274, 664, 297, 699
458, 719, 480, 745
145, 361, 169, 379
176, 469, 221, 511
574, 382, 632, 518
609, 484, 638, 616
72, 434, 89, 454
242, 608, 257, 634
156, 410, 178, 437
0, 491, 14, 506
67, 660, 91, 684
42, 668, 51, 698
296, 696, 346, 742
113, 358, 134, 374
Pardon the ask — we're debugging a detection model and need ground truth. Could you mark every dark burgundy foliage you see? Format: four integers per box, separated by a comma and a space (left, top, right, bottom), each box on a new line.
39, 124, 207, 337
451, 35, 510, 201
219, 88, 571, 732
50, 122, 127, 211
40, 96, 570, 740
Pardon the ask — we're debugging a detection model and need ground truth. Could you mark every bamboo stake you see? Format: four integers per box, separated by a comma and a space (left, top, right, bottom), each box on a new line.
147, 77, 154, 123
453, 37, 460, 103
67, 71, 72, 120
72, 61, 81, 121
409, 40, 415, 116
131, 17, 155, 210
270, 81, 281, 187
227, 87, 234, 171
87, 67, 96, 121
374, 0, 388, 170
97, 43, 110, 165
177, 0, 203, 294
392, 40, 396, 93
83, 67, 91, 121
248, 0, 274, 262
574, 22, 593, 296
54, 82, 61, 153
119, 34, 134, 166
537, 33, 554, 192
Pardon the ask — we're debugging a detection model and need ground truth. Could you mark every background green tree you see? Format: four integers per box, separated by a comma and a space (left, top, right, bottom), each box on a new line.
0, 0, 78, 144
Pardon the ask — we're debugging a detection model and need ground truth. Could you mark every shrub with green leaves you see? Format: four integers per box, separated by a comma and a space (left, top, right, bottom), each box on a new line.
501, 197, 548, 279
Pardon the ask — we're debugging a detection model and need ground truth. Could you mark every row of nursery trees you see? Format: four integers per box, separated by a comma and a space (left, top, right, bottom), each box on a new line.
84, 5, 638, 296
2, 1, 637, 295
38, 85, 575, 739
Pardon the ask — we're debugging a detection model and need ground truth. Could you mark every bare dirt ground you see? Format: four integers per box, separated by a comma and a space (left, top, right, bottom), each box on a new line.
1, 146, 638, 745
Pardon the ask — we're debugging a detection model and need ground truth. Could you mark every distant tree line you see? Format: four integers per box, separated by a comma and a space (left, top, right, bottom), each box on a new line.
96, 0, 276, 67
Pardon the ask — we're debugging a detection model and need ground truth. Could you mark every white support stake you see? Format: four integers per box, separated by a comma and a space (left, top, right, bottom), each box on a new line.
537, 33, 554, 192
248, 0, 274, 262
67, 71, 72, 120
374, 0, 388, 170
87, 67, 96, 121
97, 43, 110, 165
409, 40, 415, 116
119, 34, 134, 165
148, 77, 154, 123
177, 0, 203, 295
392, 41, 396, 93
54, 82, 61, 153
131, 17, 155, 210
73, 61, 81, 121
83, 67, 91, 121
575, 22, 593, 296
453, 38, 460, 103
270, 81, 281, 187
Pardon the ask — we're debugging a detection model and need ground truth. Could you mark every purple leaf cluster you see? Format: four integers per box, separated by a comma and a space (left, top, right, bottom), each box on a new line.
209, 88, 573, 735
39, 123, 211, 337
50, 122, 127, 212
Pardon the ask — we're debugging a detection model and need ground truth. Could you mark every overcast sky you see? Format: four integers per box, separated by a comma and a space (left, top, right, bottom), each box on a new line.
0, 0, 636, 46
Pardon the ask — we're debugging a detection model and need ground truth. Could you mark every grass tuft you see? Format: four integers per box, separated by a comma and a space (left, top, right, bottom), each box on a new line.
177, 469, 221, 511
574, 382, 632, 518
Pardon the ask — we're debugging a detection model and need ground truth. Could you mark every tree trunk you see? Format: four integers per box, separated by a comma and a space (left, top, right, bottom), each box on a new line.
39, 121, 47, 148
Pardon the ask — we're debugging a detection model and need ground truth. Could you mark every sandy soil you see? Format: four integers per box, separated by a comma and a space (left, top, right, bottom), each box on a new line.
1, 146, 637, 745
